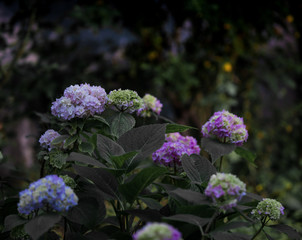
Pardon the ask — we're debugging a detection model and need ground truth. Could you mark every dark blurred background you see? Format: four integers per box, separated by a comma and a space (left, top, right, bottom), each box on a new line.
0, 0, 301, 231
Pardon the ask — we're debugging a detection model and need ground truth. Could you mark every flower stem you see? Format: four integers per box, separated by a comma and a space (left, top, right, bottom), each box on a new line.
218, 156, 223, 172
202, 210, 220, 239
251, 217, 268, 240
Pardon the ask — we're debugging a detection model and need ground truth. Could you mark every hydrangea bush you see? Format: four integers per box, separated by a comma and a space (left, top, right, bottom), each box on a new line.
2, 83, 300, 240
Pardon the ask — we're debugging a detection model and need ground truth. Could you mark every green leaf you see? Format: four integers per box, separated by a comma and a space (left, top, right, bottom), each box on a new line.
24, 214, 61, 240
164, 214, 210, 230
181, 154, 216, 183
126, 209, 162, 222
235, 147, 257, 166
79, 142, 94, 155
74, 165, 119, 201
111, 112, 136, 138
119, 166, 168, 205
111, 151, 138, 168
93, 115, 110, 126
165, 124, 196, 133
51, 135, 69, 145
66, 152, 106, 168
118, 124, 167, 171
201, 138, 236, 163
139, 197, 162, 210
4, 214, 28, 232
168, 188, 208, 205
210, 232, 250, 240
268, 224, 301, 240
97, 134, 125, 163
66, 197, 106, 228
63, 135, 78, 148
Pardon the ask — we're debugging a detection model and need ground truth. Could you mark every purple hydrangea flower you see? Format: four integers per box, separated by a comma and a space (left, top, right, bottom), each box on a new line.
201, 110, 248, 146
18, 175, 78, 215
205, 173, 246, 211
39, 129, 61, 151
152, 133, 200, 166
133, 222, 182, 240
137, 94, 163, 117
51, 83, 107, 120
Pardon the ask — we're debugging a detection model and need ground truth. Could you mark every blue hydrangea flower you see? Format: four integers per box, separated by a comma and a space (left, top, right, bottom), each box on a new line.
51, 83, 107, 120
152, 133, 200, 166
133, 222, 182, 240
251, 198, 285, 220
201, 110, 248, 146
137, 94, 163, 117
18, 175, 78, 215
205, 173, 246, 211
39, 129, 61, 151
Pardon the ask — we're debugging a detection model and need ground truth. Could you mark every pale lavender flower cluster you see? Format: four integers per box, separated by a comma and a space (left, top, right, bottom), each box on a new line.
51, 83, 107, 120
18, 175, 78, 215
137, 94, 163, 117
201, 110, 248, 146
133, 222, 182, 240
152, 133, 200, 166
39, 129, 61, 151
205, 173, 246, 211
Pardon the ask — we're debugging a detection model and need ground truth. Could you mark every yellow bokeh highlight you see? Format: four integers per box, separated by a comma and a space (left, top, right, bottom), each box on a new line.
223, 62, 232, 72
257, 131, 264, 140
148, 51, 159, 61
286, 15, 294, 23
204, 60, 211, 68
285, 124, 293, 133
256, 184, 263, 192
224, 23, 232, 30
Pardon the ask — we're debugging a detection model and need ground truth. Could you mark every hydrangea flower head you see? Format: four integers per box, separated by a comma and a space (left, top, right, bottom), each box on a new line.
107, 89, 143, 113
201, 110, 248, 145
251, 198, 284, 220
137, 94, 163, 117
51, 83, 107, 120
152, 133, 200, 166
59, 175, 77, 189
39, 129, 61, 151
133, 222, 182, 240
18, 175, 78, 215
205, 173, 246, 211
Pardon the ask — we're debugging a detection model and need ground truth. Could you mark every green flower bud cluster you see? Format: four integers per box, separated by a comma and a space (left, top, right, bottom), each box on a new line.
251, 198, 285, 220
59, 175, 77, 189
107, 89, 143, 113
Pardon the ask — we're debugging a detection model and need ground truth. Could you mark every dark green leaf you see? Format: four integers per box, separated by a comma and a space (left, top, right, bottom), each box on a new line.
165, 124, 196, 133
111, 112, 136, 138
111, 151, 138, 168
213, 221, 252, 232
139, 197, 162, 210
24, 214, 61, 240
168, 188, 208, 205
51, 135, 69, 145
74, 165, 119, 201
264, 231, 275, 240
119, 166, 167, 204
79, 142, 94, 155
126, 209, 162, 222
164, 214, 210, 228
66, 197, 105, 228
201, 138, 236, 163
67, 152, 106, 168
268, 224, 301, 240
93, 115, 110, 126
181, 154, 216, 183
210, 232, 250, 240
235, 147, 257, 166
85, 231, 109, 240
97, 134, 125, 162
4, 214, 28, 232
63, 135, 78, 148
118, 124, 167, 170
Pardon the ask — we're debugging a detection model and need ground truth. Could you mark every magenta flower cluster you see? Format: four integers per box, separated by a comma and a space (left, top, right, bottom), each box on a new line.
133, 222, 182, 240
18, 175, 78, 215
152, 132, 200, 166
51, 83, 107, 120
39, 129, 61, 151
201, 110, 248, 145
